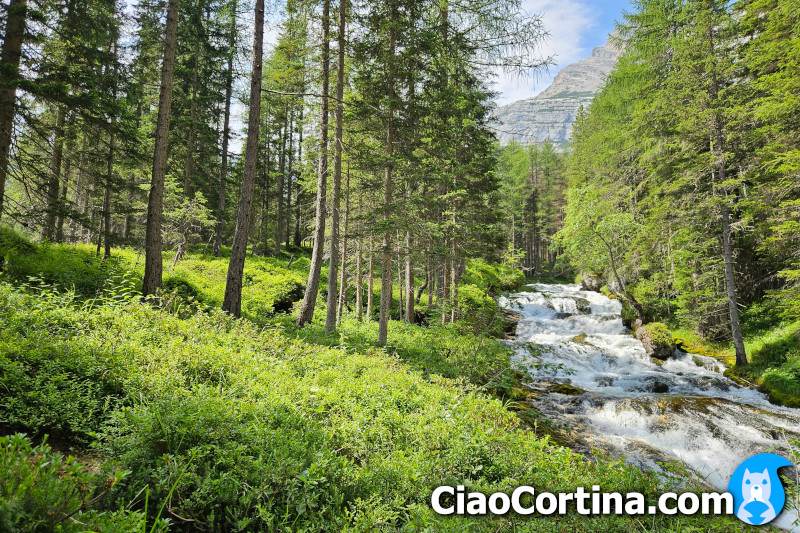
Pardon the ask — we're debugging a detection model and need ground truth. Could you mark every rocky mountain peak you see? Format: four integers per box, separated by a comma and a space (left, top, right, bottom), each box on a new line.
493, 36, 621, 147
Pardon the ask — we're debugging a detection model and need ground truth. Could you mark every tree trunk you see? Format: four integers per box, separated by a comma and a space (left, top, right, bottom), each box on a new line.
102, 128, 114, 259
398, 253, 404, 319
285, 111, 294, 249
721, 204, 747, 365
68, 135, 88, 242
293, 106, 304, 248
275, 117, 288, 255
325, 0, 347, 332
426, 258, 434, 306
214, 1, 237, 257
405, 230, 414, 323
43, 107, 66, 241
0, 0, 27, 221
367, 234, 374, 322
184, 37, 200, 198
296, 0, 330, 326
337, 164, 351, 324
378, 17, 396, 345
55, 146, 71, 243
142, 0, 181, 297
221, 0, 265, 317
415, 265, 427, 305
356, 232, 363, 321
450, 243, 458, 323
706, 17, 747, 366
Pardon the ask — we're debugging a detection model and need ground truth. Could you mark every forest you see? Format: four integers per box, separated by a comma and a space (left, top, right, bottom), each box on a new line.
0, 0, 798, 531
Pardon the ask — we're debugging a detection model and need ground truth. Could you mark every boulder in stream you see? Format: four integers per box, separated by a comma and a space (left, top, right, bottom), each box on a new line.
580, 272, 604, 292
635, 322, 675, 360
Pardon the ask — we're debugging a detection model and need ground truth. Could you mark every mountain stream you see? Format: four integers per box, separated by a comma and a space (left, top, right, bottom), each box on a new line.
500, 283, 800, 530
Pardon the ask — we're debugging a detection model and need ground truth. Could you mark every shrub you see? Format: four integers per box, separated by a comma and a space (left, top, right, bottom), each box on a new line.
457, 283, 507, 337
462, 259, 524, 294
0, 433, 161, 533
0, 289, 128, 444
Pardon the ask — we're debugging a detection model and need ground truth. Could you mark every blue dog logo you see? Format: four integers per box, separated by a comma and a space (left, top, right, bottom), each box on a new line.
728, 453, 793, 525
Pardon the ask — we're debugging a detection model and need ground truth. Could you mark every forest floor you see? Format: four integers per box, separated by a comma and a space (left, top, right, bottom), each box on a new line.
0, 227, 753, 531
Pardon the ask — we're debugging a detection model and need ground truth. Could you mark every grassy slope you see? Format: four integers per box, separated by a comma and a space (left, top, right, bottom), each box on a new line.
0, 232, 749, 531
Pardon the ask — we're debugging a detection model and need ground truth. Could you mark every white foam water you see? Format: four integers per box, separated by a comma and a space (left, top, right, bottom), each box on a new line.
502, 284, 800, 530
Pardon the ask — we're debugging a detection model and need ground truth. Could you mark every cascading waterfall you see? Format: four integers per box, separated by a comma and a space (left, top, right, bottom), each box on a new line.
501, 283, 800, 530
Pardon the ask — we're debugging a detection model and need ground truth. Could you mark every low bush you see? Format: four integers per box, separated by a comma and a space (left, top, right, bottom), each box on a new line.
462, 258, 525, 293
0, 433, 163, 533
0, 232, 132, 298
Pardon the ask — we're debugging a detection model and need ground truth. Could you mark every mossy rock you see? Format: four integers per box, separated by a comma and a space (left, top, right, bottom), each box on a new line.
636, 322, 675, 360
572, 333, 591, 345
549, 383, 585, 395
575, 298, 591, 314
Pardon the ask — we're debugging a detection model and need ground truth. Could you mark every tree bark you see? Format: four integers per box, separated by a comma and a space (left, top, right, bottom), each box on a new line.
325, 0, 347, 332
0, 0, 27, 221
296, 0, 330, 326
721, 204, 747, 365
706, 15, 747, 366
221, 0, 265, 317
285, 111, 294, 249
415, 266, 427, 305
142, 0, 181, 297
102, 127, 114, 259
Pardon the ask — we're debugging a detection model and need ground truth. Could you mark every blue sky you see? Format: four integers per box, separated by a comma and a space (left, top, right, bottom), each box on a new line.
494, 0, 631, 104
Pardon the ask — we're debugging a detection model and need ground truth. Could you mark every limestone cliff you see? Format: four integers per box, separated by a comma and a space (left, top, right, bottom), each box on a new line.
494, 37, 621, 147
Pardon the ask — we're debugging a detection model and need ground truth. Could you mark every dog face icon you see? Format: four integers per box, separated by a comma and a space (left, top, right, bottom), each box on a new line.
728, 453, 792, 526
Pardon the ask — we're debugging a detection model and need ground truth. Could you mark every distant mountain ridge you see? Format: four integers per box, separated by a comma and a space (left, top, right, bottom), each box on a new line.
494, 36, 621, 147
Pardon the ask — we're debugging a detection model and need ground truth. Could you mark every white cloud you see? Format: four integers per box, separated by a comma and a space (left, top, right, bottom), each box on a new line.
492, 0, 597, 105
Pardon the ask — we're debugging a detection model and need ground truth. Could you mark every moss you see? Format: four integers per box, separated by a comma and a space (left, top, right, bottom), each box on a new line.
572, 333, 590, 344
549, 383, 585, 395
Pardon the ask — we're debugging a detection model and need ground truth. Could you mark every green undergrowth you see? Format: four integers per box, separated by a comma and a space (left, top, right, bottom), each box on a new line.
280, 316, 512, 386
0, 227, 312, 321
0, 281, 749, 532
0, 433, 167, 532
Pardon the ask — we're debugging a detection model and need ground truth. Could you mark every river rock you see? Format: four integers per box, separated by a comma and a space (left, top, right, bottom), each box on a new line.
635, 322, 675, 360
580, 272, 604, 292
651, 381, 669, 393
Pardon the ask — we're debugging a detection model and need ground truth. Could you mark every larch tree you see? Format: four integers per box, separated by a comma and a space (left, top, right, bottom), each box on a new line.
296, 0, 331, 327
222, 0, 266, 317
142, 0, 182, 297
325, 0, 347, 333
